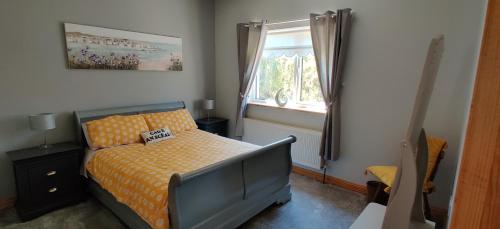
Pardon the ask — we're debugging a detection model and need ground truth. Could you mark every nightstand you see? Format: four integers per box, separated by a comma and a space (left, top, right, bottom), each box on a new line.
195, 117, 228, 137
7, 142, 86, 221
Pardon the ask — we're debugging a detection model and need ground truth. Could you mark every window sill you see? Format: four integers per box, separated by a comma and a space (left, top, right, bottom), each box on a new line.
247, 101, 326, 114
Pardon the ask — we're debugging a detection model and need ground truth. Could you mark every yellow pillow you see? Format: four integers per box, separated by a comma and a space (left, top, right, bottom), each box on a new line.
365, 136, 447, 193
86, 115, 149, 149
142, 109, 197, 134
366, 166, 397, 188
425, 136, 447, 191
366, 166, 436, 193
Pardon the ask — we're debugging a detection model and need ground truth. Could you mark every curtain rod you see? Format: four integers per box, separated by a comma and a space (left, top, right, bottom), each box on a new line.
243, 11, 354, 27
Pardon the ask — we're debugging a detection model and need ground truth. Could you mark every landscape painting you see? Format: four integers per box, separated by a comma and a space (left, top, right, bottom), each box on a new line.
64, 23, 182, 71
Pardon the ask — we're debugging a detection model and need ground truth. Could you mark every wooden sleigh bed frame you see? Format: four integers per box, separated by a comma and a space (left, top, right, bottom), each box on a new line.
74, 101, 296, 229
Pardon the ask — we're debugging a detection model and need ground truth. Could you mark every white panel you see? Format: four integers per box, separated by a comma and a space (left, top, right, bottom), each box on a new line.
243, 118, 322, 169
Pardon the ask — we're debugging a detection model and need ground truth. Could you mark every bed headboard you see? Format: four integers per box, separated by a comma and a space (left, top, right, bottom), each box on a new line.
74, 101, 186, 147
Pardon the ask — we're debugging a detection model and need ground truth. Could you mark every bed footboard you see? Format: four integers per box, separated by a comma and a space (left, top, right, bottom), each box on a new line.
168, 136, 296, 229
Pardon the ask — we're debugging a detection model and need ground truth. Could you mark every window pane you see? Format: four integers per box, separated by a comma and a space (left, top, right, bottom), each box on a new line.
265, 27, 312, 49
257, 55, 296, 102
300, 55, 323, 104
248, 26, 325, 111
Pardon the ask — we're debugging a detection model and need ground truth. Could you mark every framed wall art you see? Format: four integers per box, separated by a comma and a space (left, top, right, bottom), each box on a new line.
64, 23, 182, 71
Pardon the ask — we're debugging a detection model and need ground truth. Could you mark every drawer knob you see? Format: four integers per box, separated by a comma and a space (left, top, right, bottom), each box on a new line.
48, 187, 58, 193
46, 171, 57, 176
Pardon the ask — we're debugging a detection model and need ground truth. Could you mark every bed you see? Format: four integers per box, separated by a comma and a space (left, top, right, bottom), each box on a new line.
74, 101, 296, 229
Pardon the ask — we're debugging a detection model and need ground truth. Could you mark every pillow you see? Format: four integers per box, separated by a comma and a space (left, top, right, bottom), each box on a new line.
81, 123, 97, 150
141, 128, 175, 144
365, 136, 447, 194
142, 109, 197, 134
85, 115, 149, 149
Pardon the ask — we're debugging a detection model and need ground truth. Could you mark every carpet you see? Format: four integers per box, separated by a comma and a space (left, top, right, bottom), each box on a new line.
0, 174, 366, 229
0, 199, 126, 229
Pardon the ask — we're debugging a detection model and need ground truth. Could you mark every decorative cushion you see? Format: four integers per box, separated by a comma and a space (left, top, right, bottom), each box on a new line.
365, 166, 397, 192
142, 109, 198, 134
141, 128, 175, 145
365, 136, 447, 193
85, 115, 149, 149
425, 136, 447, 190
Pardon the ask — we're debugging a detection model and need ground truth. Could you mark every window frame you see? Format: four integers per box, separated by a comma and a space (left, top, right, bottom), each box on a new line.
248, 26, 326, 114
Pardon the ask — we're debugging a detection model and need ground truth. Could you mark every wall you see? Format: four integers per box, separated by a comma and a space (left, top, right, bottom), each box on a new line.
214, 0, 486, 208
0, 0, 214, 199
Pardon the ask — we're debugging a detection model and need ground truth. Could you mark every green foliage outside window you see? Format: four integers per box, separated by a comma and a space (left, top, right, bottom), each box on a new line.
254, 53, 323, 106
300, 55, 322, 103
249, 27, 324, 109
257, 55, 296, 101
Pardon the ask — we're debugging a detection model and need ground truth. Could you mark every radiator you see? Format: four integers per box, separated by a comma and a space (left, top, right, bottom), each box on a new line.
243, 118, 322, 169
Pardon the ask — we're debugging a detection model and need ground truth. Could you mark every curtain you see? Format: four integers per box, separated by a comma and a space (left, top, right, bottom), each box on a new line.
310, 9, 352, 167
235, 22, 267, 137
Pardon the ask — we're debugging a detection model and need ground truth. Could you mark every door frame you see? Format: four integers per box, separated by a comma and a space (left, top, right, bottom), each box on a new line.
450, 0, 500, 228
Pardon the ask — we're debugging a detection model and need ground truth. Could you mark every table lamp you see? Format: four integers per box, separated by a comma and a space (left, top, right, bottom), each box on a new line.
202, 99, 215, 120
29, 113, 56, 149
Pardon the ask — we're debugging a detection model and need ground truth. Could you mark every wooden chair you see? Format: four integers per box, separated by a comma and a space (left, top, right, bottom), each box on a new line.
365, 136, 447, 219
352, 35, 444, 229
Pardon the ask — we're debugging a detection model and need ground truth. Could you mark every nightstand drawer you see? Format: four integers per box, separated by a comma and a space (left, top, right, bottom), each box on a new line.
29, 180, 78, 206
28, 155, 80, 205
28, 155, 79, 184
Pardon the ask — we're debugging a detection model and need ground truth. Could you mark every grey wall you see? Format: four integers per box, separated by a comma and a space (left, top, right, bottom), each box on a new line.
0, 0, 486, 211
214, 0, 486, 208
0, 0, 214, 198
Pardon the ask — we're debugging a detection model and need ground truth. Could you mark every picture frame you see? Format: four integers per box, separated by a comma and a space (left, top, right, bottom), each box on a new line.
64, 23, 182, 71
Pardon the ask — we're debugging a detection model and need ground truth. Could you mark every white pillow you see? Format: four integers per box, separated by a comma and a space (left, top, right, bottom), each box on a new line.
141, 128, 175, 145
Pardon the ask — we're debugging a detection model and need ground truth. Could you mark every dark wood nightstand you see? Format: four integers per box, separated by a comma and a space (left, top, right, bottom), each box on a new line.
196, 117, 228, 137
7, 142, 86, 221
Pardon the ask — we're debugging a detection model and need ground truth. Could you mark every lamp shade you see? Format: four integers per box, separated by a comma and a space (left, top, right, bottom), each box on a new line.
29, 113, 56, 131
202, 99, 215, 110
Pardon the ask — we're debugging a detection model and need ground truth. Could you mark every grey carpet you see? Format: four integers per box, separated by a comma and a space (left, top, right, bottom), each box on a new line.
0, 174, 365, 229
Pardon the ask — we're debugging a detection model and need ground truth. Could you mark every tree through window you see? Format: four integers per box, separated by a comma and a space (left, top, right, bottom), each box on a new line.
249, 26, 325, 110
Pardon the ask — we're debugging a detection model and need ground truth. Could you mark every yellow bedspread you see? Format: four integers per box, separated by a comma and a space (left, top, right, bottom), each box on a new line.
86, 129, 259, 229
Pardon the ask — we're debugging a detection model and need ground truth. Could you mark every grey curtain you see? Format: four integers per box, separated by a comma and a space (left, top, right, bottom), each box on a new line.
310, 9, 352, 167
235, 22, 267, 137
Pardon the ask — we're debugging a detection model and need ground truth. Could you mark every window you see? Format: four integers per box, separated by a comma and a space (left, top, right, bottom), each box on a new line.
248, 26, 325, 112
